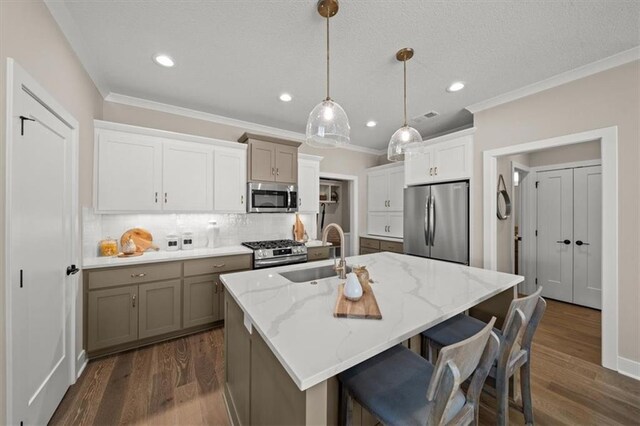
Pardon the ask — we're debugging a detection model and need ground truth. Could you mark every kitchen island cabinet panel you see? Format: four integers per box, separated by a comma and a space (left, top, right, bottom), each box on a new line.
138, 280, 182, 339
88, 285, 138, 352
224, 293, 252, 426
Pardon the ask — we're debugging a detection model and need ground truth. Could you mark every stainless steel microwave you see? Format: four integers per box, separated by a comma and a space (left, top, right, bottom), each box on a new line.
247, 182, 298, 213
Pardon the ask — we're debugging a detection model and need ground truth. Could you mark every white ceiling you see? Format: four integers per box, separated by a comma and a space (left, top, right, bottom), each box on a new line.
50, 1, 640, 150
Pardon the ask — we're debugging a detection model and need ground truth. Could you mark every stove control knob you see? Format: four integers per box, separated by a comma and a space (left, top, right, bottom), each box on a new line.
256, 250, 266, 258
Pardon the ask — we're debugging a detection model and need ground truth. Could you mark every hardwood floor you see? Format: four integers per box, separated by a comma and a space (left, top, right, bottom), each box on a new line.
50, 299, 639, 425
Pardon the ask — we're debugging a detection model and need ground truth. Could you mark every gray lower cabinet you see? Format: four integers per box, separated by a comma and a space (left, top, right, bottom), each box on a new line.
88, 285, 138, 351
183, 274, 222, 328
138, 280, 182, 339
225, 292, 251, 425
307, 246, 331, 262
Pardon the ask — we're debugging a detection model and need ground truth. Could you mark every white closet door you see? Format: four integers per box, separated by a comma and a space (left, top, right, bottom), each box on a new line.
573, 166, 602, 309
537, 169, 573, 303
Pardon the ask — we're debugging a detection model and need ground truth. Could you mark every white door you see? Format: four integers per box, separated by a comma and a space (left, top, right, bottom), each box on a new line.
367, 212, 388, 237
573, 166, 602, 309
387, 167, 404, 212
405, 147, 433, 186
536, 169, 574, 302
9, 71, 74, 425
367, 170, 389, 212
433, 137, 472, 181
163, 140, 214, 211
96, 130, 162, 211
387, 213, 404, 238
298, 158, 320, 214
214, 147, 247, 212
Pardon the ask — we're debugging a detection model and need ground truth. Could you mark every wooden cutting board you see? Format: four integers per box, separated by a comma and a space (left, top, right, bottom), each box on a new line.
334, 283, 382, 320
120, 228, 159, 253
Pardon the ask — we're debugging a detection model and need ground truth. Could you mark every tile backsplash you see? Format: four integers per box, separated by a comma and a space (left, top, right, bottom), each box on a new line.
82, 208, 318, 258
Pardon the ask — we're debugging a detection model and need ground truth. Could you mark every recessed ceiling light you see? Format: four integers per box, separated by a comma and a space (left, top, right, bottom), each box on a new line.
153, 54, 175, 68
447, 81, 465, 92
366, 120, 377, 128
279, 93, 292, 102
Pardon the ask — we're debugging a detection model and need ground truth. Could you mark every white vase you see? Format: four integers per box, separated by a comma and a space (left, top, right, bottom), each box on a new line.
344, 272, 363, 301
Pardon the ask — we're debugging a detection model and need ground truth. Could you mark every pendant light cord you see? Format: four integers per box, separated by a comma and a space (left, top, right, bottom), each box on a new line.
403, 59, 407, 126
326, 14, 330, 101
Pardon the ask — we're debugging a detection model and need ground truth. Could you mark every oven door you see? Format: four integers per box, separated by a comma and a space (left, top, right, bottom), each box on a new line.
247, 182, 298, 213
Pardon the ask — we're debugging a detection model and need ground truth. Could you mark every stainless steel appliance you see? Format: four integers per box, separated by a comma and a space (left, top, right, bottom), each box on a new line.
242, 239, 307, 269
247, 182, 298, 213
404, 181, 469, 265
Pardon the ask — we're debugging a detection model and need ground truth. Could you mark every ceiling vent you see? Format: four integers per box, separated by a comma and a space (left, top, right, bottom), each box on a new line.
410, 111, 439, 125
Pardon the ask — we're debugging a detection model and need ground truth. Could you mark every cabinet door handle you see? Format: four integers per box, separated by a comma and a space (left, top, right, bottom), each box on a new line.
388, 200, 391, 207
214, 281, 218, 294
241, 195, 244, 204
155, 192, 158, 203
130, 273, 146, 278
272, 167, 276, 175
276, 168, 279, 176
434, 167, 438, 175
164, 192, 168, 203
132, 294, 136, 308
429, 167, 433, 176
576, 240, 590, 246
556, 239, 571, 245
212, 263, 226, 268
299, 197, 302, 206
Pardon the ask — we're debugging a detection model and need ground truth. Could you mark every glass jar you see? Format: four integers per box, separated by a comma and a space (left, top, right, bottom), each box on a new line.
99, 238, 118, 256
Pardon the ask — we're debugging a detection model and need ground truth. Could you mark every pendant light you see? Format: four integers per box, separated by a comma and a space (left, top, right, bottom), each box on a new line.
306, 0, 350, 148
388, 48, 422, 161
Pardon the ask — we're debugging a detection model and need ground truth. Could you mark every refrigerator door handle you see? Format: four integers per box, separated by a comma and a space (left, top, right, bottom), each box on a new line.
430, 195, 436, 245
424, 196, 430, 246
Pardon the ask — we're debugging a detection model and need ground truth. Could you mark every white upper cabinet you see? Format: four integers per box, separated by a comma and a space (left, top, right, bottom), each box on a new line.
405, 131, 473, 186
163, 141, 213, 211
96, 130, 163, 212
367, 165, 404, 213
298, 154, 322, 214
213, 146, 247, 213
95, 121, 248, 214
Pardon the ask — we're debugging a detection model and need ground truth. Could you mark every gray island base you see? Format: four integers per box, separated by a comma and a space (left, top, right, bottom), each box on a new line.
221, 252, 523, 425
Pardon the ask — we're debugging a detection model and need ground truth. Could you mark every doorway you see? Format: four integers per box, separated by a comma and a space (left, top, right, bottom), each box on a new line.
5, 59, 80, 425
483, 127, 618, 371
318, 173, 359, 256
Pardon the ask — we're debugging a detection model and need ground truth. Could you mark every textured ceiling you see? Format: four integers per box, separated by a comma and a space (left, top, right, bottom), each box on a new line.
53, 0, 640, 150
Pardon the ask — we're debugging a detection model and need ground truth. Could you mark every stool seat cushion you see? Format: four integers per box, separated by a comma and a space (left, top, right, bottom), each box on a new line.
339, 345, 465, 426
422, 314, 503, 347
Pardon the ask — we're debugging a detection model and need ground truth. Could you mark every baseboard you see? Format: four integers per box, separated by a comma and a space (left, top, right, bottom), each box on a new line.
76, 350, 88, 379
618, 356, 640, 380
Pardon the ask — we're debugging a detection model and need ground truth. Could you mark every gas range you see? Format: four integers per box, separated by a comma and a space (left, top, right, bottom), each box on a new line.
242, 239, 308, 269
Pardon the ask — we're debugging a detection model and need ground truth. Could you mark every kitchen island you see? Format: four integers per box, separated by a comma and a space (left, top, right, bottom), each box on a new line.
220, 252, 523, 425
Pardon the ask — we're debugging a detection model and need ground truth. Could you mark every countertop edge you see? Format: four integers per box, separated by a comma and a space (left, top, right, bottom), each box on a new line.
359, 234, 404, 243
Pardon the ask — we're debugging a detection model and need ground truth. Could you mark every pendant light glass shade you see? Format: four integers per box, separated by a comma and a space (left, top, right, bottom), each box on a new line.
387, 125, 422, 161
306, 99, 350, 147
306, 0, 350, 148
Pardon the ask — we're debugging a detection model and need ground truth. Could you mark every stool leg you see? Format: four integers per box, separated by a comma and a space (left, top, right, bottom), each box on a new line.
495, 370, 509, 426
521, 361, 534, 425
340, 383, 353, 426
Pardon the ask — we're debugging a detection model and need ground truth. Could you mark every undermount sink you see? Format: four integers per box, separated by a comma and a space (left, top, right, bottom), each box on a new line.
279, 264, 353, 283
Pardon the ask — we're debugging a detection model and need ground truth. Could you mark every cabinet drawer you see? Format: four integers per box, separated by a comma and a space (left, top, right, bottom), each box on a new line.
307, 246, 332, 262
87, 262, 181, 290
380, 241, 403, 254
360, 238, 380, 250
359, 247, 379, 255
184, 254, 252, 277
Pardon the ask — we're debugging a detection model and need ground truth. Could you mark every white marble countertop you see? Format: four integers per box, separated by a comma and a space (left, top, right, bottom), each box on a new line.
360, 233, 404, 243
220, 252, 523, 391
82, 245, 253, 270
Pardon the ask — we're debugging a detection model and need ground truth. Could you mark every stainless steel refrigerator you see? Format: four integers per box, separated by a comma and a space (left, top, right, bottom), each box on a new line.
404, 181, 469, 265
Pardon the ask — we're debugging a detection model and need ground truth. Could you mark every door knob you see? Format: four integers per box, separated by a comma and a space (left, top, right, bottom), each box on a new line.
556, 239, 571, 245
66, 265, 79, 276
575, 240, 590, 246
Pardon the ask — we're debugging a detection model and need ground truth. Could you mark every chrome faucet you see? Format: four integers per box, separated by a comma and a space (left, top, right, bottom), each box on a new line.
321, 223, 347, 279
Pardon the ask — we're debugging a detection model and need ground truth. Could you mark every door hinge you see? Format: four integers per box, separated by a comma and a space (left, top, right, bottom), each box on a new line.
19, 269, 23, 288
19, 115, 35, 136
535, 181, 539, 188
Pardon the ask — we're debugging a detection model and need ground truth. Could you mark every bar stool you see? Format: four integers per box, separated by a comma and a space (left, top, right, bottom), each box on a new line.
421, 288, 546, 425
338, 317, 499, 426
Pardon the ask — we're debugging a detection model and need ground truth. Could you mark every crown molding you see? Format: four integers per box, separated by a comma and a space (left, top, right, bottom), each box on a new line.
466, 46, 640, 114
105, 93, 385, 156
44, 0, 110, 97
